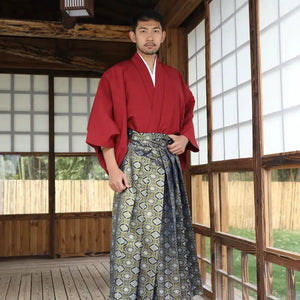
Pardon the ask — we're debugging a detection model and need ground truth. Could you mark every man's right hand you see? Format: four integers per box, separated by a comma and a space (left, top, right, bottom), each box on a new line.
108, 167, 130, 192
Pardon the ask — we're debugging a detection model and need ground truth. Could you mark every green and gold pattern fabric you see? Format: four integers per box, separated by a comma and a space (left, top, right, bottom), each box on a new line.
109, 130, 202, 300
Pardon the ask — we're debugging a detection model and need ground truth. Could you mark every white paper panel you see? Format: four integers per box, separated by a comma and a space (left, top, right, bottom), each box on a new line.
284, 108, 300, 152
33, 75, 48, 92
239, 122, 252, 158
14, 134, 31, 151
211, 63, 222, 97
279, 0, 300, 17
0, 114, 11, 131
34, 135, 49, 152
189, 57, 197, 84
238, 83, 252, 122
197, 79, 206, 108
224, 90, 237, 126
191, 151, 199, 166
14, 94, 31, 111
221, 0, 235, 21
14, 114, 30, 132
55, 116, 69, 132
260, 0, 278, 30
210, 28, 222, 64
197, 49, 206, 80
72, 96, 88, 113
0, 134, 11, 151
210, 0, 221, 31
193, 112, 199, 138
260, 26, 280, 73
237, 44, 251, 84
236, 0, 247, 10
90, 78, 99, 95
282, 60, 300, 109
89, 96, 95, 112
199, 109, 207, 138
196, 21, 205, 50
72, 78, 88, 94
264, 115, 283, 155
213, 130, 224, 161
236, 5, 250, 47
33, 94, 48, 112
0, 93, 11, 110
0, 74, 11, 90
222, 54, 236, 91
280, 10, 300, 63
55, 135, 69, 152
72, 116, 87, 133
72, 135, 88, 152
55, 96, 69, 113
34, 115, 49, 132
14, 75, 31, 91
224, 127, 238, 159
54, 77, 69, 93
190, 85, 197, 109
262, 70, 281, 114
222, 17, 236, 56
212, 96, 223, 130
199, 138, 208, 164
188, 29, 196, 58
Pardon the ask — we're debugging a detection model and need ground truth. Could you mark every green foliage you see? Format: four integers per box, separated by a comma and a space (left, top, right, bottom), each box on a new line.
0, 155, 107, 180
0, 155, 48, 179
55, 156, 107, 180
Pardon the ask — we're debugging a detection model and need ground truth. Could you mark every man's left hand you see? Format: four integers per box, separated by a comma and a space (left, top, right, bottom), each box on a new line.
167, 134, 189, 155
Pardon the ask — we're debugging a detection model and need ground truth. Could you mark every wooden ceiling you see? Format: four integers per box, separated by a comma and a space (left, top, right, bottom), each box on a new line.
0, 0, 202, 75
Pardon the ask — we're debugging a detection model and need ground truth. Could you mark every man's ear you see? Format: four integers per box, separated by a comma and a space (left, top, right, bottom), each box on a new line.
161, 30, 166, 43
129, 31, 136, 43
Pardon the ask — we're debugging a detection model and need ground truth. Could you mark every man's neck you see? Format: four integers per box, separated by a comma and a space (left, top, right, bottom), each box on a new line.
137, 51, 157, 72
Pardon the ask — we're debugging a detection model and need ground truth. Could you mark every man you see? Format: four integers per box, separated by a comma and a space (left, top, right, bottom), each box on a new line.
86, 9, 202, 300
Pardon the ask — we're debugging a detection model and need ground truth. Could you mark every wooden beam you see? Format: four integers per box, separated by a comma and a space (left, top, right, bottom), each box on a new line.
156, 0, 203, 27
0, 19, 131, 42
0, 39, 109, 73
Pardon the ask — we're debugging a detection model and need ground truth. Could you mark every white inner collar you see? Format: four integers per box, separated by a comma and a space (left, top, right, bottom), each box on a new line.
138, 53, 157, 86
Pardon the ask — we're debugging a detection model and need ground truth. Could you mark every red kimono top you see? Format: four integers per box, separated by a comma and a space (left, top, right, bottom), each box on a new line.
86, 53, 199, 173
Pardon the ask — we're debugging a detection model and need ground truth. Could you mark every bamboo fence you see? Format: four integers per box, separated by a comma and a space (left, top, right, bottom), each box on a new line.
0, 180, 300, 230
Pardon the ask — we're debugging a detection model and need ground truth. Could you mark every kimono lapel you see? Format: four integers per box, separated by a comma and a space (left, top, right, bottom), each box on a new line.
131, 53, 155, 100
150, 59, 166, 130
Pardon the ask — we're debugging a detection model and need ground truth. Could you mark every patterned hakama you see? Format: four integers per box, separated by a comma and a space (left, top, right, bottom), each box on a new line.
109, 130, 202, 300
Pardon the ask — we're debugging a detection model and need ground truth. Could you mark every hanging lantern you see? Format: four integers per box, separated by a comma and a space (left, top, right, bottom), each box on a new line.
60, 0, 94, 17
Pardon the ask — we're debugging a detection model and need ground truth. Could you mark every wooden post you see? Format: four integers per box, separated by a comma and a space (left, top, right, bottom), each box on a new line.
242, 252, 249, 299
248, 0, 266, 298
49, 75, 56, 258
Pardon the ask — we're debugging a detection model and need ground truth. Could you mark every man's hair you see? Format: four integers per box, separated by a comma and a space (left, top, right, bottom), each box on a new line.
131, 9, 164, 32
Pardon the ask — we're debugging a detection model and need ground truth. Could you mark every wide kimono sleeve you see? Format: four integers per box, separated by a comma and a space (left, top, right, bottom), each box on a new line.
179, 73, 199, 153
86, 69, 128, 173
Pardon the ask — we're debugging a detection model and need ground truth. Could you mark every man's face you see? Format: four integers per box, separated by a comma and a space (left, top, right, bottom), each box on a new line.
129, 19, 166, 56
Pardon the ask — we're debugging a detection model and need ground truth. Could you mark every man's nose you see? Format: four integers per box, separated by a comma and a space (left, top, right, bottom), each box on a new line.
146, 32, 154, 40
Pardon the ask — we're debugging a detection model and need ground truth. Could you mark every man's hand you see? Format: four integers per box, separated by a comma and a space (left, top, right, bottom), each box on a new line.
167, 134, 189, 155
107, 167, 130, 193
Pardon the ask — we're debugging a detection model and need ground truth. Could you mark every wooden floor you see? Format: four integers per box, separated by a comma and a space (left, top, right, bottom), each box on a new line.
0, 255, 208, 300
0, 256, 110, 300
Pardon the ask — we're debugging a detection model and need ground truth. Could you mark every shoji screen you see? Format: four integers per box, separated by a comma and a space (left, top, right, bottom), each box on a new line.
188, 20, 207, 165
54, 77, 98, 153
210, 0, 252, 161
260, 0, 300, 154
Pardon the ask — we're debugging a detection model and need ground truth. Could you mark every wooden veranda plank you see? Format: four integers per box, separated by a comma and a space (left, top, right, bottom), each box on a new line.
77, 265, 106, 300
18, 273, 31, 300
69, 266, 92, 300
5, 273, 21, 299
51, 269, 68, 300
31, 272, 43, 300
